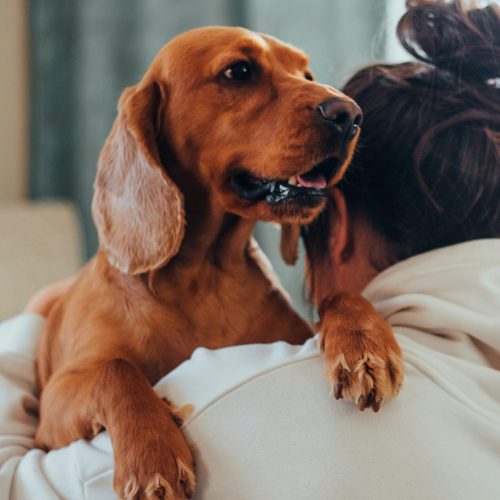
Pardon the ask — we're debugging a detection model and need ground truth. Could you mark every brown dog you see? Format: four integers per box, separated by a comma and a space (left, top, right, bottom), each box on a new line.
35, 27, 401, 499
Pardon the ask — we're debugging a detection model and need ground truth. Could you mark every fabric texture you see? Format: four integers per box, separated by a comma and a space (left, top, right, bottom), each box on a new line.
0, 239, 499, 499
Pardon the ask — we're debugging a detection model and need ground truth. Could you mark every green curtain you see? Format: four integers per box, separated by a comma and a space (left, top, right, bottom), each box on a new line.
29, 0, 248, 256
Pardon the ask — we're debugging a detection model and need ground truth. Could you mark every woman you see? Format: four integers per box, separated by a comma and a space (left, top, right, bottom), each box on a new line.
1, 1, 499, 498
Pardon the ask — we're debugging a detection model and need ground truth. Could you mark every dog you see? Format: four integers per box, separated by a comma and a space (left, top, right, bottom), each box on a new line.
35, 27, 402, 499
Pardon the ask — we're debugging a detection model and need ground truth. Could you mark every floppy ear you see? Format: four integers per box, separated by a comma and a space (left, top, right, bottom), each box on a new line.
280, 223, 301, 265
92, 81, 185, 275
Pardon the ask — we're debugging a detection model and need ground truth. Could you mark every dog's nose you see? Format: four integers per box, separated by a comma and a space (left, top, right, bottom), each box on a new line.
317, 99, 363, 139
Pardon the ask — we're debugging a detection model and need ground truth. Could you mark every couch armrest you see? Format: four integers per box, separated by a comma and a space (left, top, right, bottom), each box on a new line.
0, 201, 82, 320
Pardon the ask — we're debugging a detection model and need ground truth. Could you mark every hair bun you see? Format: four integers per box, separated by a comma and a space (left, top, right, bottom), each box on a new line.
397, 0, 500, 84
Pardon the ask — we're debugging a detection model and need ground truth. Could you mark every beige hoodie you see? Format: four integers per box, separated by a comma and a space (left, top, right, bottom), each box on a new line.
0, 239, 499, 499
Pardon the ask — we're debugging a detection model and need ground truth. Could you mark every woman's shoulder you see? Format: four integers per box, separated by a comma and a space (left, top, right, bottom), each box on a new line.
154, 333, 500, 500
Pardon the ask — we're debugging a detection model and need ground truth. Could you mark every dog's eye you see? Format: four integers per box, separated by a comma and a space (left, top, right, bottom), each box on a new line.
222, 61, 252, 81
304, 71, 314, 81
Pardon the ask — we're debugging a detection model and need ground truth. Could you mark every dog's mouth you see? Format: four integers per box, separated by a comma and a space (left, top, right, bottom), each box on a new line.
230, 156, 339, 205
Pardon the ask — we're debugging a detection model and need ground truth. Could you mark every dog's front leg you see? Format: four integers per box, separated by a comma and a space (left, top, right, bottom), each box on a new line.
319, 293, 404, 412
36, 358, 195, 499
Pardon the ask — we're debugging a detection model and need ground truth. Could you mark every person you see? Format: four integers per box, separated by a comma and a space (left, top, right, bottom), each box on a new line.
1, 1, 499, 498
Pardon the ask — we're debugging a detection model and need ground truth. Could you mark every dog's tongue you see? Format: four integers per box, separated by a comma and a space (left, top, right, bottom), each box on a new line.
297, 173, 326, 189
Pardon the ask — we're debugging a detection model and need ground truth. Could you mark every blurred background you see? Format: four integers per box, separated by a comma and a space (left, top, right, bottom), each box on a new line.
0, 0, 408, 320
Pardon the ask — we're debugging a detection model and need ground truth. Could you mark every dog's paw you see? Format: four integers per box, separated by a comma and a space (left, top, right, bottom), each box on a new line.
120, 459, 195, 500
319, 293, 404, 412
326, 348, 403, 412
113, 402, 196, 499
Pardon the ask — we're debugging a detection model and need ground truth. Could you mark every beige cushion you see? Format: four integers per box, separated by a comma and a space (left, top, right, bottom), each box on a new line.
0, 201, 82, 320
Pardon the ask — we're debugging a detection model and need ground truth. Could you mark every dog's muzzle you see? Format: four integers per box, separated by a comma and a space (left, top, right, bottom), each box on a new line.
230, 156, 340, 205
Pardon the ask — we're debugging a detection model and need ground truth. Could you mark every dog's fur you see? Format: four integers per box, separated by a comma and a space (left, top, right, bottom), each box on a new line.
35, 27, 402, 499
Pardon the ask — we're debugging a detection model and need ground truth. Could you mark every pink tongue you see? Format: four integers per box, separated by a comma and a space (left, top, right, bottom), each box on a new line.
297, 174, 326, 189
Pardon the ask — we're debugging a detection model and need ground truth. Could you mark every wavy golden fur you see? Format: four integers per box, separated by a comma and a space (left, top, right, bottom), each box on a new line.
34, 27, 399, 499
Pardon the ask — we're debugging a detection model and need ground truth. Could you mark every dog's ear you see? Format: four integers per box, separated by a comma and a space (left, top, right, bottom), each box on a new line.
280, 223, 301, 265
92, 81, 185, 275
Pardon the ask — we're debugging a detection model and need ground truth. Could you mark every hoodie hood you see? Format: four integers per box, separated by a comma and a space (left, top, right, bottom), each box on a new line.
363, 239, 500, 367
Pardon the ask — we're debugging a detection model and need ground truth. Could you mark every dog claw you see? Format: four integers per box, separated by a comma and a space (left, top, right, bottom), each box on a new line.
365, 389, 375, 409
333, 383, 343, 400
177, 458, 196, 498
145, 473, 174, 499
154, 486, 165, 498
357, 395, 366, 411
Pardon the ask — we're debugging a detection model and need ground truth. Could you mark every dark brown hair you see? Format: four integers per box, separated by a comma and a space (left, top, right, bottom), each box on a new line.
303, 0, 500, 272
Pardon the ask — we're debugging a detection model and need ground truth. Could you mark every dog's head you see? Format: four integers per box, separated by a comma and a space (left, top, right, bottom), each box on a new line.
93, 27, 362, 274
